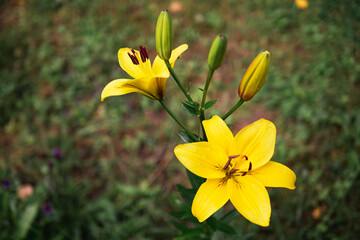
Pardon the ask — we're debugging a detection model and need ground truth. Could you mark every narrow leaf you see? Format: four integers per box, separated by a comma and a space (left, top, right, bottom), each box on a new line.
174, 229, 204, 239
177, 131, 197, 143
16, 202, 39, 240
176, 184, 196, 204
186, 169, 205, 189
217, 222, 238, 235
181, 101, 199, 116
205, 99, 218, 109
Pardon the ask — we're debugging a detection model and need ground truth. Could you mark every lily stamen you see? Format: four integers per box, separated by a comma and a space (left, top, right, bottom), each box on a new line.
229, 169, 238, 175
223, 154, 240, 170
139, 45, 149, 62
248, 162, 252, 171
128, 52, 139, 65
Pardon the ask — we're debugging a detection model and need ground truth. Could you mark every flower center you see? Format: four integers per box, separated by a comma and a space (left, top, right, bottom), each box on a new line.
128, 45, 149, 65
223, 154, 252, 177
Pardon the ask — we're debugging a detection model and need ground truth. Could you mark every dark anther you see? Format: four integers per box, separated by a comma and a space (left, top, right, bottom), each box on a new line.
229, 169, 237, 175
223, 155, 240, 170
248, 162, 252, 171
139, 46, 146, 63
139, 45, 149, 63
143, 46, 149, 59
241, 172, 247, 176
131, 48, 136, 55
244, 155, 248, 161
128, 52, 139, 65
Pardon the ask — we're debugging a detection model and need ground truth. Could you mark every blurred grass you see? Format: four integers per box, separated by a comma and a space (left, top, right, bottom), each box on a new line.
1, 0, 360, 239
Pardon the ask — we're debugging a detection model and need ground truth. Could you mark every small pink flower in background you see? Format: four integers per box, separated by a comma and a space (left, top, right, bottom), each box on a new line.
18, 184, 33, 200
170, 1, 184, 14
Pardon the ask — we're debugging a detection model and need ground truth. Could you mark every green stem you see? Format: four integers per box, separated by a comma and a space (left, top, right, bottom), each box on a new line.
158, 99, 198, 142
199, 68, 215, 140
165, 60, 193, 101
222, 98, 245, 120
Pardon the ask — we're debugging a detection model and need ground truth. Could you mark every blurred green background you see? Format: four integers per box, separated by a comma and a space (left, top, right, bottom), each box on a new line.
1, 0, 359, 239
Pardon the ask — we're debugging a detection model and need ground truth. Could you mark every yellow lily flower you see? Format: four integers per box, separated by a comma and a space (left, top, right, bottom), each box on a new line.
101, 44, 188, 101
174, 115, 296, 227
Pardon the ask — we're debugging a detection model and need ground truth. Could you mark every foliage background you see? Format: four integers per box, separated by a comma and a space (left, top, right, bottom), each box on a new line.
1, 0, 359, 239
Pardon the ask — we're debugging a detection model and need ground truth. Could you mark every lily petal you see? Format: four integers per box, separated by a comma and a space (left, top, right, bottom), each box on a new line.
251, 161, 296, 189
101, 77, 160, 101
192, 178, 229, 222
228, 175, 271, 227
152, 44, 188, 78
203, 115, 234, 155
174, 142, 227, 179
230, 119, 276, 171
118, 48, 153, 79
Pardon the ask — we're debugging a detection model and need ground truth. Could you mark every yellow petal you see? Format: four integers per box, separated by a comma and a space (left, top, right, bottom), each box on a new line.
251, 161, 296, 189
118, 48, 153, 79
101, 77, 160, 101
152, 44, 188, 77
192, 178, 229, 222
228, 175, 271, 227
169, 44, 188, 65
230, 119, 276, 171
174, 142, 227, 179
203, 115, 233, 155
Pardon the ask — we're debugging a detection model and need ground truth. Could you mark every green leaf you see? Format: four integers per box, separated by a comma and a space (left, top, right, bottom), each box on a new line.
186, 169, 205, 189
217, 222, 238, 235
205, 99, 218, 109
170, 220, 190, 232
219, 209, 239, 224
16, 202, 39, 240
176, 184, 196, 204
178, 131, 198, 143
181, 100, 200, 116
206, 216, 218, 231
174, 228, 204, 239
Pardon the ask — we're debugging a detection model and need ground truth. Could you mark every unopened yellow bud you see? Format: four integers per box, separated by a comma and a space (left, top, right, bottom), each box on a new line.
238, 51, 271, 101
207, 34, 227, 70
156, 10, 173, 61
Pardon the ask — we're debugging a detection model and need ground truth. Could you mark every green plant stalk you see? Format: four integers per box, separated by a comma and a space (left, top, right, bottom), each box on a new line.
199, 68, 215, 140
222, 98, 245, 120
165, 60, 193, 101
158, 99, 198, 142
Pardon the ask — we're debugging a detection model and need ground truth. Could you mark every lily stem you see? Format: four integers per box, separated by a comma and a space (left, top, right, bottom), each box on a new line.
222, 98, 245, 120
158, 99, 198, 142
165, 60, 193, 102
199, 68, 215, 140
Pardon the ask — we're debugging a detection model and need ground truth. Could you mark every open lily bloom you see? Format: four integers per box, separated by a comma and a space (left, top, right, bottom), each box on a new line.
101, 44, 188, 100
174, 116, 296, 227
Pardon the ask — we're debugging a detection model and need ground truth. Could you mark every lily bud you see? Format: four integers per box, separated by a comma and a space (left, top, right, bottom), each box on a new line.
207, 34, 227, 70
238, 51, 271, 101
156, 10, 173, 61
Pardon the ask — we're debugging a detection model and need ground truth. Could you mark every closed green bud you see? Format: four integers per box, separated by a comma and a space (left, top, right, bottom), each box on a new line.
156, 10, 173, 61
207, 34, 227, 70
238, 51, 271, 101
